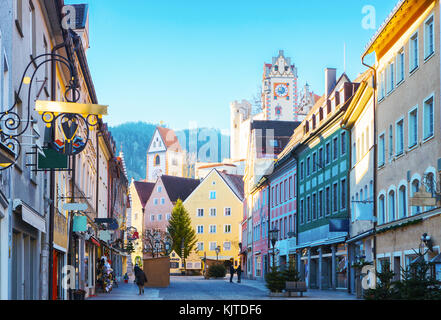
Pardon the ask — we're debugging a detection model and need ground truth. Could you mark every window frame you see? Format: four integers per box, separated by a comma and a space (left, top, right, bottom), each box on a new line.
408, 105, 418, 149
409, 31, 419, 74
424, 14, 435, 60
423, 93, 434, 141
395, 117, 404, 156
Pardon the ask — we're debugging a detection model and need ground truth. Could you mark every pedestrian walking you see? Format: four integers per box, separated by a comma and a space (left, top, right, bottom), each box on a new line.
134, 264, 147, 295
229, 264, 235, 283
236, 265, 242, 283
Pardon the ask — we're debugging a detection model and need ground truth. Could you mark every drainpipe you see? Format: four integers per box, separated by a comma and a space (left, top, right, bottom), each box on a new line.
361, 53, 378, 273
339, 125, 351, 293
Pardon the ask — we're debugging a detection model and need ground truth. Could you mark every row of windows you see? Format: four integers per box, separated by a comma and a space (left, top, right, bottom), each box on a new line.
149, 213, 171, 222
197, 241, 231, 252
379, 14, 435, 101
378, 172, 437, 225
196, 207, 231, 217
196, 224, 232, 234
299, 178, 347, 224
153, 198, 166, 205
351, 181, 374, 222
378, 95, 434, 166
299, 132, 347, 180
271, 214, 295, 241
270, 174, 296, 207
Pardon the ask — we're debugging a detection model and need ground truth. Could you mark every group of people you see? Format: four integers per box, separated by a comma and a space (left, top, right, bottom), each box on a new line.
229, 264, 242, 283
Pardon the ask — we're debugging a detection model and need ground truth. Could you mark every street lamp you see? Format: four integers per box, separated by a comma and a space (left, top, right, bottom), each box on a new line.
155, 239, 160, 258
215, 246, 221, 261
269, 228, 279, 269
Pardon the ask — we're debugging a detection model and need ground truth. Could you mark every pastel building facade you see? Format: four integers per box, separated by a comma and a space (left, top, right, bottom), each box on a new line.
184, 169, 244, 265
365, 0, 441, 279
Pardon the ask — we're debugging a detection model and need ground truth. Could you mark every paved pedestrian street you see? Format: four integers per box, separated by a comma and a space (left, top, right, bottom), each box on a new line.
90, 276, 358, 300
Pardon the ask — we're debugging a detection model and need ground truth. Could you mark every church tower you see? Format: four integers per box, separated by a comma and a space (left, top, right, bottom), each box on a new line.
146, 127, 185, 182
262, 50, 299, 121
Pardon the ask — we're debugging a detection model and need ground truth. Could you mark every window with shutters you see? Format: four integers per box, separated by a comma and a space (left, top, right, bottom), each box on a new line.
408, 106, 418, 148
423, 95, 434, 140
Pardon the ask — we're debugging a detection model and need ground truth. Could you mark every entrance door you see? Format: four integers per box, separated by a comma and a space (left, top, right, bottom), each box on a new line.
393, 256, 401, 281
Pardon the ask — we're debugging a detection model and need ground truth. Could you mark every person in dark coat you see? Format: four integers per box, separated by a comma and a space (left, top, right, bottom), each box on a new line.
236, 265, 242, 283
134, 264, 147, 295
229, 264, 235, 283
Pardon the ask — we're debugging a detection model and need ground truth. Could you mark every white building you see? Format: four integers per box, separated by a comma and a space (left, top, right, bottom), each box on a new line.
146, 127, 185, 182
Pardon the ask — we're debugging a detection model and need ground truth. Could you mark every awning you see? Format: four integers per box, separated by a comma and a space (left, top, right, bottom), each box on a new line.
346, 229, 375, 244
294, 236, 347, 251
13, 199, 46, 233
90, 236, 100, 247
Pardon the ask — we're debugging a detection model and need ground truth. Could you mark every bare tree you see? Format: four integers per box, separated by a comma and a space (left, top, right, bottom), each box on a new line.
143, 229, 172, 258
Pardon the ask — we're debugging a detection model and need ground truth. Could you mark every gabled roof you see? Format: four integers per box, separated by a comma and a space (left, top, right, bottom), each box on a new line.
157, 127, 183, 152
161, 175, 200, 203
218, 171, 245, 201
133, 181, 155, 208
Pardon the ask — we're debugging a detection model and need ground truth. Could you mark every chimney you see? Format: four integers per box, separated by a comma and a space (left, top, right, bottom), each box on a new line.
325, 68, 337, 97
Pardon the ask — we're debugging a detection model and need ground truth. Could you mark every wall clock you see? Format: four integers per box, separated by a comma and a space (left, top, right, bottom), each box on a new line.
274, 83, 289, 98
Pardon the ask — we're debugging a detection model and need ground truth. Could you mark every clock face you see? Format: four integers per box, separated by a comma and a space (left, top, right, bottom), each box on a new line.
274, 83, 289, 98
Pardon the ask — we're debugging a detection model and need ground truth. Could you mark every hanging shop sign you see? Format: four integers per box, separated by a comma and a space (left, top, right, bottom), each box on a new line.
73, 215, 88, 232
63, 202, 88, 211
329, 219, 349, 232
36, 100, 108, 156
0, 141, 16, 169
94, 218, 119, 230
410, 190, 437, 207
37, 147, 68, 170
99, 230, 112, 242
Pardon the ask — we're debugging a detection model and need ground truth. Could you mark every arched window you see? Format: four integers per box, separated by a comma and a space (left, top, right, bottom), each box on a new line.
379, 195, 385, 225
398, 185, 407, 219
411, 179, 420, 215
388, 190, 396, 222
154, 154, 160, 166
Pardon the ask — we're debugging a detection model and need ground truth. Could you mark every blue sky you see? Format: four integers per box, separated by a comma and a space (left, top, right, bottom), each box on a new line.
66, 0, 397, 131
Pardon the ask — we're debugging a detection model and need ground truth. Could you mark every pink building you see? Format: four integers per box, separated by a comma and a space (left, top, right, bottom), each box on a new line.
143, 175, 200, 257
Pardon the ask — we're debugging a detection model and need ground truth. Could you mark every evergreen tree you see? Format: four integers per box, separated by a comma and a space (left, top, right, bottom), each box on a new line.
265, 266, 285, 293
364, 261, 398, 300
282, 259, 300, 282
167, 199, 197, 264
394, 254, 441, 300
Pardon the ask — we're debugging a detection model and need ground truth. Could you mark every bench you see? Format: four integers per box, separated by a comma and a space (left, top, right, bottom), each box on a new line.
285, 281, 307, 297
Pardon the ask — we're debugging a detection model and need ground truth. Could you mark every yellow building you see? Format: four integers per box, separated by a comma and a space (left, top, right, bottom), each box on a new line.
128, 180, 155, 270
183, 169, 244, 266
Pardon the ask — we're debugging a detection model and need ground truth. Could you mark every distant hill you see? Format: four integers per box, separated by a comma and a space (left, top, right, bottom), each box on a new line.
110, 122, 230, 181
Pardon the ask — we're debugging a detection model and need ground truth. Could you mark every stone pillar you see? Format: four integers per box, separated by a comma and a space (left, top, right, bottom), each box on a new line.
40, 241, 49, 300
318, 247, 322, 290
307, 249, 311, 288
331, 245, 337, 290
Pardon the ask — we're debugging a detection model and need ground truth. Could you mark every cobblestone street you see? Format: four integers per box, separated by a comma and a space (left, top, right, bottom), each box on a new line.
89, 276, 358, 300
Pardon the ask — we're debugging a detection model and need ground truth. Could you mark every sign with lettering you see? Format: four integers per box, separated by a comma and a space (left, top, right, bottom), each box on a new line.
410, 190, 437, 207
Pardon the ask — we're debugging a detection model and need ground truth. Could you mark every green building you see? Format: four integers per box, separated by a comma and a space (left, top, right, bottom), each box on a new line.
293, 69, 359, 291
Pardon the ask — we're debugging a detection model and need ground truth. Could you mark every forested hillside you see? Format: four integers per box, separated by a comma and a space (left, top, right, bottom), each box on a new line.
110, 122, 230, 181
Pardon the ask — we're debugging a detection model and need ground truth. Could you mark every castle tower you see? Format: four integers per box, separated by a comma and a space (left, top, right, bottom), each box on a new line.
230, 100, 252, 161
262, 50, 299, 121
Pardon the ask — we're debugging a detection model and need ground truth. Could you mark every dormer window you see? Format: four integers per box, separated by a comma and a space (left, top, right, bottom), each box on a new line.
284, 66, 289, 71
